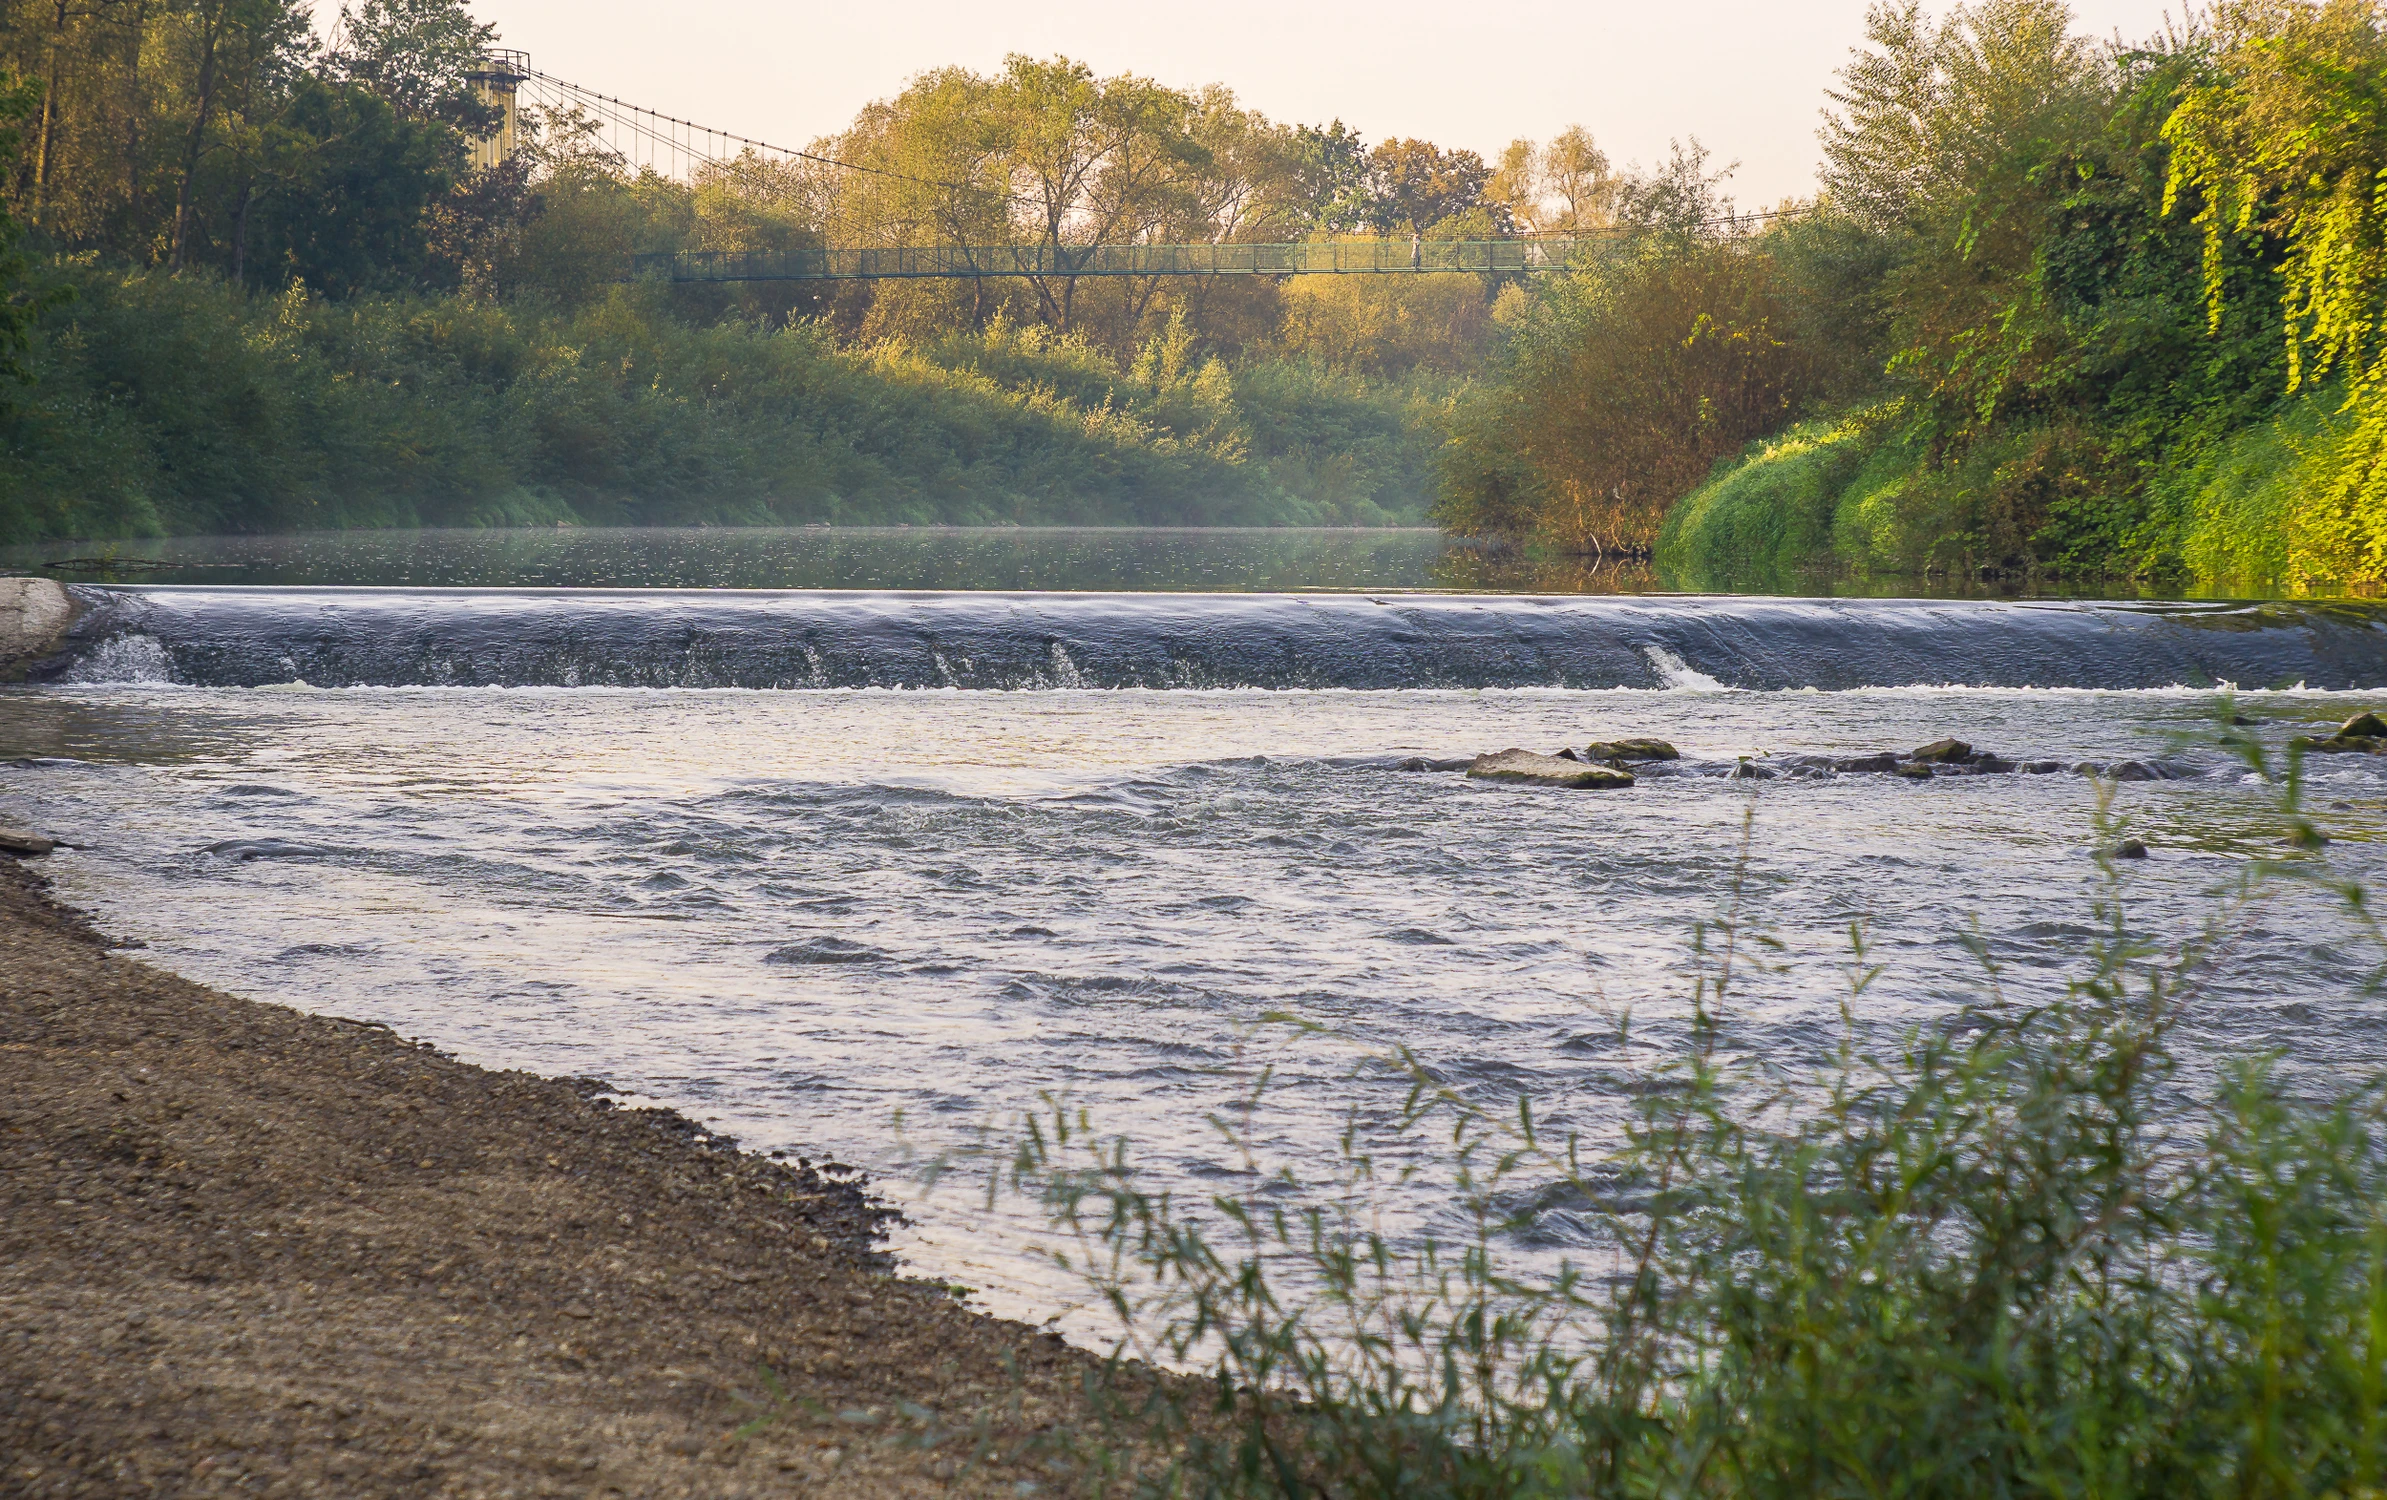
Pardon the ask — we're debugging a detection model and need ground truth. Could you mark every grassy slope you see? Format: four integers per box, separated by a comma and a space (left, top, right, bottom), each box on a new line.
0, 265, 1452, 545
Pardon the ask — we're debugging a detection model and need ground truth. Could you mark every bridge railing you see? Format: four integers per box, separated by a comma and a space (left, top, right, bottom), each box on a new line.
629, 238, 1611, 282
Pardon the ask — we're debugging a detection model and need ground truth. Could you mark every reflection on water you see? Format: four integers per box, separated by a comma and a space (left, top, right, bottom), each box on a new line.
6, 527, 1456, 593
0, 525, 2297, 597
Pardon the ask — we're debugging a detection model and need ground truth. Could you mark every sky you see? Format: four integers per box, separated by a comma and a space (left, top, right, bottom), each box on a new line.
454, 0, 2192, 210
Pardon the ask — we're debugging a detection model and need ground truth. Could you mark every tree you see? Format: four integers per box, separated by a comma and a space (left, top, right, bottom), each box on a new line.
325, 0, 497, 130
1435, 235, 1815, 553
1488, 127, 1615, 234
1542, 126, 1616, 230
244, 74, 458, 295
2164, 0, 2387, 585
0, 68, 45, 393
1614, 137, 1737, 233
1366, 137, 1497, 235
1287, 119, 1374, 233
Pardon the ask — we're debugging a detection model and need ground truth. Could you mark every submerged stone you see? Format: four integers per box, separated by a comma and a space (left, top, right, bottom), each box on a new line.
2110, 839, 2149, 860
765, 937, 887, 965
1583, 738, 1680, 763
2302, 734, 2387, 755
1466, 749, 1636, 789
1831, 752, 1901, 774
1894, 762, 1935, 780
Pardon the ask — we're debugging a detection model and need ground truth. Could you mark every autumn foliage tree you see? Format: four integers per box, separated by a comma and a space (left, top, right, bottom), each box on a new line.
1436, 143, 1815, 554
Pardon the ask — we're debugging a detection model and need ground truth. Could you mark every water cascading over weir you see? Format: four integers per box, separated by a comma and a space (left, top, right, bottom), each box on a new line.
32, 588, 2387, 692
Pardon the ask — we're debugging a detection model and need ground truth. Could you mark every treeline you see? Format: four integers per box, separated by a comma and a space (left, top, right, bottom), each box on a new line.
21, 0, 2382, 594
0, 0, 1607, 339
1452, 0, 2387, 594
0, 0, 1676, 542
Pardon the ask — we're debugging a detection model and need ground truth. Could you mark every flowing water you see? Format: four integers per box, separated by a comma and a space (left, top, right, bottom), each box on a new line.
7, 546, 2387, 1333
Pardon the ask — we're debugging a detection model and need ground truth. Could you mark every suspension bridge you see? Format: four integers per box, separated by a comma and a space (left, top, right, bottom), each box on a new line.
465, 51, 1771, 284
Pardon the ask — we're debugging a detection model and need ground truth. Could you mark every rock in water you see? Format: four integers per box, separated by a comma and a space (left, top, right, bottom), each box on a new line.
1894, 762, 1936, 780
1583, 738, 1680, 763
2339, 711, 2387, 739
1909, 738, 1975, 763
1831, 752, 1902, 774
2295, 735, 2387, 755
1466, 750, 1636, 789
0, 826, 56, 856
2110, 839, 2150, 860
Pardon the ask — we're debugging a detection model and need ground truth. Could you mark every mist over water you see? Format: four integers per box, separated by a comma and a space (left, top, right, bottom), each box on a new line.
0, 524, 2327, 597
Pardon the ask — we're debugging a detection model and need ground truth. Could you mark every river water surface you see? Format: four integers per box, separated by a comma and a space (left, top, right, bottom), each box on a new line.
5, 533, 2386, 1334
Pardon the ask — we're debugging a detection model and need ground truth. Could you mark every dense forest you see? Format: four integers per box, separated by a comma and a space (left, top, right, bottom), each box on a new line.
6, 0, 2387, 594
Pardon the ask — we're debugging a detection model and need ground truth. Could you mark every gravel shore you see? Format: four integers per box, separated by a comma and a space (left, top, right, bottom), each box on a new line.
0, 855, 1112, 1497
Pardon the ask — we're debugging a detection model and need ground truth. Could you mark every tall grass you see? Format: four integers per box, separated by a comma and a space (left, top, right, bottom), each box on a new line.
0, 263, 1453, 546
961, 729, 2387, 1497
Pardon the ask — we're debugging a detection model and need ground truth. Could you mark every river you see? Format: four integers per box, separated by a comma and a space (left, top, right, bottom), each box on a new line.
3, 528, 2384, 1334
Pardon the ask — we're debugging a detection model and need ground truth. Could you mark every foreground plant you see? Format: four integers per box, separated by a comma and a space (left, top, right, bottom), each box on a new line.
962, 729, 2387, 1498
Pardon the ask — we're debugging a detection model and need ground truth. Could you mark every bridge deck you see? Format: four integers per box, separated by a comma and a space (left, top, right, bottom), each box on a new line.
633, 238, 1602, 282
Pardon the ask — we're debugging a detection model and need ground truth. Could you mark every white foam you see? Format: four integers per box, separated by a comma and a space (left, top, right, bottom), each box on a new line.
1643, 644, 1730, 693
61, 633, 173, 684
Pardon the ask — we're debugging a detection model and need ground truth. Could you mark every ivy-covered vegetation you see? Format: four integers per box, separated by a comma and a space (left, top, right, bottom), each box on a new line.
1448, 0, 2387, 595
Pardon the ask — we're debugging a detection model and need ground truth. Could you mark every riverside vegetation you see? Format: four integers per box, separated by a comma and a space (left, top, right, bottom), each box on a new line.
915, 727, 2387, 1497
26, 0, 2387, 596
0, 0, 1578, 542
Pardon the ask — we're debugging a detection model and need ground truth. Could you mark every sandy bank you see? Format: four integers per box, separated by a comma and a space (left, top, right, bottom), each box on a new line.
0, 856, 1112, 1497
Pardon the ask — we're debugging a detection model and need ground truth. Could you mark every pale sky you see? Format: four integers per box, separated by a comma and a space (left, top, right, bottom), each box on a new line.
455, 0, 2191, 210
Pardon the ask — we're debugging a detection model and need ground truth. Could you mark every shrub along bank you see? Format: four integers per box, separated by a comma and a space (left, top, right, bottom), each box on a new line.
1451, 1, 2387, 597
1656, 389, 2366, 595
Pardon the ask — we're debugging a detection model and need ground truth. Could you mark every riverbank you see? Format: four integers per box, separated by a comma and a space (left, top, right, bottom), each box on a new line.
0, 854, 1111, 1497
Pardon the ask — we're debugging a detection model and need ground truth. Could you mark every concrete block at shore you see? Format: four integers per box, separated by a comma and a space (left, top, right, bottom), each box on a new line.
0, 578, 75, 679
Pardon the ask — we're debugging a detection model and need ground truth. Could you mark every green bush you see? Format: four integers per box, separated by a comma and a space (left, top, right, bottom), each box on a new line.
1654, 418, 1873, 589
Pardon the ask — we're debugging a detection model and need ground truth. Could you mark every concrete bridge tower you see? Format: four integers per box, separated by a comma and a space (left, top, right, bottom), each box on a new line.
464, 50, 531, 171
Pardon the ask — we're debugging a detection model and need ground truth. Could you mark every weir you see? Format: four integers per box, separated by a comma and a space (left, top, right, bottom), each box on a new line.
42, 588, 2387, 692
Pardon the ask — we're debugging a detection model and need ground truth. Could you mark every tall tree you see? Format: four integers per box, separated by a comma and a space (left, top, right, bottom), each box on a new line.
325, 0, 497, 129
1366, 137, 1496, 235
0, 68, 44, 393
1287, 119, 1374, 234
